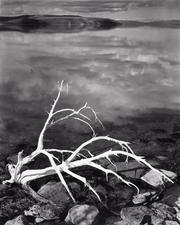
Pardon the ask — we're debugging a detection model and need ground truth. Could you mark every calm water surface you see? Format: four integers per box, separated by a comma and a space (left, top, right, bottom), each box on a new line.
0, 1, 180, 158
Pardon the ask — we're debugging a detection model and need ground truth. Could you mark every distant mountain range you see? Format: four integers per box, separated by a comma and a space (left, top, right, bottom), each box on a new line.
0, 15, 180, 33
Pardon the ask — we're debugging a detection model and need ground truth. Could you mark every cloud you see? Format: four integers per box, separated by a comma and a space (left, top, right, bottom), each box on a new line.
1, 0, 180, 15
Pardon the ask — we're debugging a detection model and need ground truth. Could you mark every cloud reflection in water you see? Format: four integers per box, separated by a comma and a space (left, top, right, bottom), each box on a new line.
0, 28, 180, 123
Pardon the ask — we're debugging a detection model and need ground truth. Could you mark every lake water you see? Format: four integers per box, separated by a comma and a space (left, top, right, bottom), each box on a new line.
0, 0, 180, 159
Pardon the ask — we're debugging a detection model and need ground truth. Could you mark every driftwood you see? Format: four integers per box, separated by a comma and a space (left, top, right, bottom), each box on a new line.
3, 81, 173, 203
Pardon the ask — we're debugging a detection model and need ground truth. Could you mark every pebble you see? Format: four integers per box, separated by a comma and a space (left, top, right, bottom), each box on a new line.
24, 204, 59, 223
132, 191, 158, 205
65, 204, 99, 225
165, 221, 179, 225
5, 215, 30, 225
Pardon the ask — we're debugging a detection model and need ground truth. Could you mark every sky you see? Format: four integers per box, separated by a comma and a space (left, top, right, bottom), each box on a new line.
1, 0, 180, 18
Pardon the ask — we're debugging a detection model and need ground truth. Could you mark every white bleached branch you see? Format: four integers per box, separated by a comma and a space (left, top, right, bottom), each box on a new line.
2, 82, 173, 203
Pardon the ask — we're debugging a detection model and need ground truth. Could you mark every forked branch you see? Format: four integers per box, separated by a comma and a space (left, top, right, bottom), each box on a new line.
3, 81, 173, 203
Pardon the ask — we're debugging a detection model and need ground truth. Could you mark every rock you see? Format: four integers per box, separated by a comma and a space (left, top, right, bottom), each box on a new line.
132, 191, 158, 205
164, 221, 179, 225
120, 203, 177, 225
107, 160, 159, 179
68, 182, 81, 193
0, 183, 8, 193
98, 158, 111, 167
160, 184, 180, 208
104, 216, 130, 225
176, 209, 180, 223
120, 206, 155, 225
112, 221, 128, 225
107, 183, 135, 210
0, 186, 36, 223
155, 155, 169, 161
37, 181, 71, 207
24, 204, 59, 223
141, 169, 177, 187
105, 203, 177, 225
104, 216, 123, 225
5, 215, 30, 225
161, 170, 177, 180
65, 204, 99, 225
94, 184, 108, 198
151, 202, 175, 220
